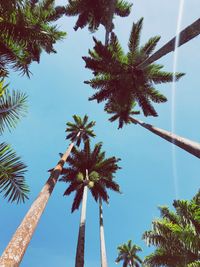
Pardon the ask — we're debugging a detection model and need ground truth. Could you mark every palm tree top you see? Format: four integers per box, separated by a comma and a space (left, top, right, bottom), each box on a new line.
83, 17, 185, 122
116, 240, 143, 267
65, 0, 132, 32
66, 114, 96, 146
59, 140, 121, 212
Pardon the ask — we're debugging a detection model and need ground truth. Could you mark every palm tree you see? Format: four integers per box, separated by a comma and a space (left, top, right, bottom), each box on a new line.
0, 0, 66, 77
115, 240, 143, 267
143, 191, 200, 267
65, 0, 132, 40
83, 18, 184, 116
140, 18, 200, 68
0, 78, 29, 203
0, 115, 95, 267
60, 140, 121, 267
83, 17, 200, 159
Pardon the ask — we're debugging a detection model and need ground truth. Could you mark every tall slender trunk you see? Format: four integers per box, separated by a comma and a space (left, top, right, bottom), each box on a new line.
75, 169, 88, 267
105, 0, 116, 45
132, 118, 200, 159
139, 18, 200, 68
0, 136, 79, 266
99, 198, 108, 267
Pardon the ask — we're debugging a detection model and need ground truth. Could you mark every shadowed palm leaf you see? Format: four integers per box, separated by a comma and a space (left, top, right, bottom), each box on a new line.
65, 0, 132, 32
0, 79, 27, 134
83, 18, 184, 121
59, 140, 121, 212
0, 143, 28, 203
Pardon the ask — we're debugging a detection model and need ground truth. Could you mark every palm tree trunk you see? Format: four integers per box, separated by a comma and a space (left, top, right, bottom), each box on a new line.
105, 0, 116, 45
75, 169, 88, 267
140, 18, 200, 68
132, 118, 200, 159
99, 198, 108, 267
0, 138, 78, 267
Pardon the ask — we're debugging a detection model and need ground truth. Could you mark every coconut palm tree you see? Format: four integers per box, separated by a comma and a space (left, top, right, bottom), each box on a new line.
60, 140, 121, 267
65, 0, 132, 43
83, 17, 200, 159
0, 0, 66, 77
0, 115, 95, 267
143, 191, 200, 267
140, 18, 200, 68
0, 78, 29, 203
115, 240, 143, 267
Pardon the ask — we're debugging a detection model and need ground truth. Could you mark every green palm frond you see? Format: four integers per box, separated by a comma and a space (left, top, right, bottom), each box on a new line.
0, 0, 66, 76
0, 143, 29, 203
143, 191, 200, 266
0, 80, 27, 134
116, 240, 143, 267
115, 0, 132, 17
66, 114, 96, 146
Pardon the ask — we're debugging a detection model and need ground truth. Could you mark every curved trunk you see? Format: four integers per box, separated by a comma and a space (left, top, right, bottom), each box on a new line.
99, 198, 108, 267
105, 0, 116, 45
140, 18, 200, 68
132, 118, 200, 159
0, 142, 75, 266
75, 169, 88, 267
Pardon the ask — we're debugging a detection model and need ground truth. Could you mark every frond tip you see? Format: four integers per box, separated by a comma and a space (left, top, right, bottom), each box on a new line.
0, 143, 29, 203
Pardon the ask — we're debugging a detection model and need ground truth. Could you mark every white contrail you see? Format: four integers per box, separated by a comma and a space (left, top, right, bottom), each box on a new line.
171, 0, 185, 199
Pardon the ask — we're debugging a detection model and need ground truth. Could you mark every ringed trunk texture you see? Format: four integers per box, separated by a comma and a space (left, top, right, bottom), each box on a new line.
0, 142, 74, 267
75, 169, 88, 267
140, 18, 200, 68
99, 198, 108, 267
132, 118, 200, 159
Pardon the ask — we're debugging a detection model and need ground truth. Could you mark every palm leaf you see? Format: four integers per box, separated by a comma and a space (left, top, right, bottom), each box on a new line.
0, 143, 29, 203
0, 83, 27, 134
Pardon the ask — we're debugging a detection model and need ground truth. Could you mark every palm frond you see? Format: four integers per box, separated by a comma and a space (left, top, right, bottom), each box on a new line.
0, 143, 29, 203
0, 81, 27, 134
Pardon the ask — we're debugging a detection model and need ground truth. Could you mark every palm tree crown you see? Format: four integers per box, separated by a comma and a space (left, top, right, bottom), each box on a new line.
65, 0, 132, 32
0, 0, 66, 77
115, 240, 143, 267
83, 18, 185, 127
66, 114, 96, 146
59, 140, 121, 212
143, 191, 200, 267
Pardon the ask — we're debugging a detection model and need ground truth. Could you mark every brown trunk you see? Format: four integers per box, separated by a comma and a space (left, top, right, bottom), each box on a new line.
75, 169, 88, 267
132, 118, 200, 159
0, 142, 75, 267
139, 18, 200, 68
99, 198, 108, 267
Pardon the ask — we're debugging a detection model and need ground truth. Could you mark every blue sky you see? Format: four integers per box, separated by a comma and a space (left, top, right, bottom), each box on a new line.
0, 0, 200, 266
